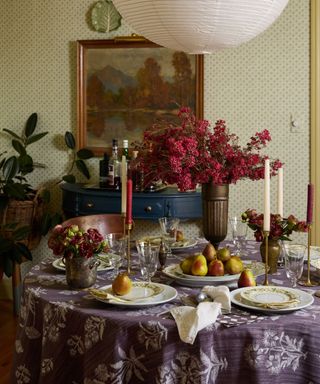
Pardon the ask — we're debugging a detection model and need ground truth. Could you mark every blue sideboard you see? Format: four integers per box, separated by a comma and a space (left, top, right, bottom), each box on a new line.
60, 183, 202, 220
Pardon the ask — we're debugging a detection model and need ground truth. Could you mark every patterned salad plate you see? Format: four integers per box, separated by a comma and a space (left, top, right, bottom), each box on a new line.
89, 282, 177, 308
52, 253, 121, 272
140, 236, 197, 250
162, 261, 266, 288
231, 286, 314, 313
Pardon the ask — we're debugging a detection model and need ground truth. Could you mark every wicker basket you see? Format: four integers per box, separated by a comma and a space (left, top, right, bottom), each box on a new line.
0, 190, 46, 250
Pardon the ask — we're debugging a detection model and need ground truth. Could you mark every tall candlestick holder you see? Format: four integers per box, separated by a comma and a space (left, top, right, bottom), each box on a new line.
298, 225, 316, 287
126, 223, 133, 274
263, 231, 269, 286
122, 214, 126, 237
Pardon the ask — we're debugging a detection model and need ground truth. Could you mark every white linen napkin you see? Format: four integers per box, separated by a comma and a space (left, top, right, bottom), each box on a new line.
170, 285, 231, 344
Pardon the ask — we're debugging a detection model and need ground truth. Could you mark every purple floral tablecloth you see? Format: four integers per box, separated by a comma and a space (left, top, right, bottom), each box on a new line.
12, 240, 320, 384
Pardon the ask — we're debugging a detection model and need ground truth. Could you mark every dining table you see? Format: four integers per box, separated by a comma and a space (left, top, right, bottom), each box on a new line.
11, 239, 320, 384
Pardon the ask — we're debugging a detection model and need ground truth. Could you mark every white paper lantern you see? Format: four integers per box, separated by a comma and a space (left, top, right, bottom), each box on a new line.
112, 0, 289, 54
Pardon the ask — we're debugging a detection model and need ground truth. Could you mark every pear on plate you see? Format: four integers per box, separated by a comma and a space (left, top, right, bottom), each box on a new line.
207, 259, 225, 276
176, 230, 184, 242
180, 255, 195, 274
217, 247, 231, 263
202, 243, 217, 262
191, 254, 208, 276
112, 273, 132, 296
224, 256, 244, 275
238, 268, 256, 288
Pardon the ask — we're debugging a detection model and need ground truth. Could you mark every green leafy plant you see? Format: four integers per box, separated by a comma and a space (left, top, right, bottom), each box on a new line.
0, 113, 94, 277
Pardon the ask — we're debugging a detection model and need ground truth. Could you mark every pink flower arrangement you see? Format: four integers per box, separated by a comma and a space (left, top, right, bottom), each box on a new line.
135, 107, 282, 191
48, 224, 108, 258
242, 209, 308, 241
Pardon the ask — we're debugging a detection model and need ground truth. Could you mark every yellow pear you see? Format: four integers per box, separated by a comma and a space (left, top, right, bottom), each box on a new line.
217, 247, 231, 263
191, 254, 208, 276
112, 273, 132, 296
225, 256, 244, 275
180, 255, 196, 274
202, 243, 217, 262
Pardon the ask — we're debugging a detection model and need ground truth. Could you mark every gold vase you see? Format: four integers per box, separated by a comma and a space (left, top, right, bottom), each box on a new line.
201, 183, 229, 249
260, 238, 281, 274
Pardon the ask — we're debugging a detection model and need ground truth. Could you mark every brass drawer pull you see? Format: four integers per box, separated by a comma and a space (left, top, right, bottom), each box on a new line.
144, 206, 152, 212
86, 202, 94, 208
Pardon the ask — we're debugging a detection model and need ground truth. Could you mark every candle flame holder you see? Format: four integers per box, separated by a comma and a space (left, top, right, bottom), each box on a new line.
298, 225, 317, 287
126, 223, 133, 274
263, 231, 269, 286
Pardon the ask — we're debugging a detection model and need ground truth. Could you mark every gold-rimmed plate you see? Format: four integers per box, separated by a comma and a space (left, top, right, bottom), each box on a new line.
52, 253, 121, 272
231, 286, 314, 313
89, 282, 177, 308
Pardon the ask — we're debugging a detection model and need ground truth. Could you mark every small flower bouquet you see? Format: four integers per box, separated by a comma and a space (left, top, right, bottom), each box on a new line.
48, 224, 109, 258
242, 209, 308, 241
134, 107, 282, 191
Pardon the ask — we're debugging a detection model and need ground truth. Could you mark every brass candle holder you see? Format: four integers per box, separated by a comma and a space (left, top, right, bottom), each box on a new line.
299, 225, 316, 287
263, 231, 269, 286
122, 214, 126, 237
126, 222, 133, 274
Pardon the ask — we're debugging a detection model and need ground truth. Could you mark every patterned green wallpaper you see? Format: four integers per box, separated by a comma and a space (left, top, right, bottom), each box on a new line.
0, 0, 310, 272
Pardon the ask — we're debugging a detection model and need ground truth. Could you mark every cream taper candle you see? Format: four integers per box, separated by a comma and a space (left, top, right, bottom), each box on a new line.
277, 167, 283, 217
264, 159, 270, 231
121, 155, 127, 214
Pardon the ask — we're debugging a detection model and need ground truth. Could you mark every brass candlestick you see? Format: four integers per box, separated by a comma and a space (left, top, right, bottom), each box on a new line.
263, 231, 269, 286
126, 223, 133, 274
122, 214, 126, 237
299, 225, 317, 287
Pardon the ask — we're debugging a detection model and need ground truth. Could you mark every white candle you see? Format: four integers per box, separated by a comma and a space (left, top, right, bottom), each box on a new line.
263, 159, 270, 231
121, 155, 127, 214
277, 167, 283, 217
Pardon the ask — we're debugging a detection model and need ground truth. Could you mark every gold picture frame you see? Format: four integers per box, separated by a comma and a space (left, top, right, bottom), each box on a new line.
77, 38, 204, 156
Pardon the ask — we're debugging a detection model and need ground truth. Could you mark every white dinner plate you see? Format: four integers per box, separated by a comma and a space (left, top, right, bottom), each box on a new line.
162, 260, 266, 288
230, 286, 314, 313
52, 253, 121, 272
89, 282, 177, 308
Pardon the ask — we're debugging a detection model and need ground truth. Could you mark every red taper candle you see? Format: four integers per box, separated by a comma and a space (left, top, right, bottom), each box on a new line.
126, 179, 133, 225
307, 183, 314, 224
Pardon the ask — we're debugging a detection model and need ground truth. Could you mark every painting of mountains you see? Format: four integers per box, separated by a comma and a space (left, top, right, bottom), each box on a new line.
78, 40, 203, 155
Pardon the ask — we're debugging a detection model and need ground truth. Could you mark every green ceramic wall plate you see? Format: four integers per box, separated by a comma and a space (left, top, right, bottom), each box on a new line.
91, 0, 122, 33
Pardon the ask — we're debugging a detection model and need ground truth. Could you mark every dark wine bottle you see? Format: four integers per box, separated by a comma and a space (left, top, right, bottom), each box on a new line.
99, 153, 109, 188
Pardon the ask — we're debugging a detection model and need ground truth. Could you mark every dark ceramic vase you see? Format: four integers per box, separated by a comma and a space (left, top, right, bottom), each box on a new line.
260, 238, 281, 274
201, 183, 229, 249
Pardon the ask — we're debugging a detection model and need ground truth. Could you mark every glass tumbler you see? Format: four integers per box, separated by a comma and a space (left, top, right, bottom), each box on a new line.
158, 217, 180, 257
106, 233, 127, 277
136, 241, 160, 282
284, 244, 306, 287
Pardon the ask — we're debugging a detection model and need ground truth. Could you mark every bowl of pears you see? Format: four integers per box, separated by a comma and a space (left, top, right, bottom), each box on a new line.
162, 243, 260, 287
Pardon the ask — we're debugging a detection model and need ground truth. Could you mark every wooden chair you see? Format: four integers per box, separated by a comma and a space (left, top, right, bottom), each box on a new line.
61, 214, 125, 236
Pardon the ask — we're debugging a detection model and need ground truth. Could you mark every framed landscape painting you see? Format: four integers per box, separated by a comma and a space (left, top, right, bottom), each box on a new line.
77, 38, 204, 156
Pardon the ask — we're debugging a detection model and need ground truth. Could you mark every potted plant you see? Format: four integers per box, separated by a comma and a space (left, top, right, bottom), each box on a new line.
0, 113, 94, 278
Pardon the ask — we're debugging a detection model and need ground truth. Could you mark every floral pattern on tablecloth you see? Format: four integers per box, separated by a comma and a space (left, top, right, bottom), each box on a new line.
12, 241, 320, 384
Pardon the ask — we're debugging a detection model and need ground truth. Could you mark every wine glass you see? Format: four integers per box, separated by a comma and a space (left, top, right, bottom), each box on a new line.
284, 244, 306, 287
106, 233, 127, 277
136, 241, 159, 282
158, 217, 180, 257
229, 216, 248, 256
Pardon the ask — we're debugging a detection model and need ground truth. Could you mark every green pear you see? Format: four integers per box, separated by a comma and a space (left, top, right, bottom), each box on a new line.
207, 259, 225, 276
191, 254, 208, 276
238, 269, 256, 288
112, 273, 132, 296
217, 247, 231, 263
202, 243, 217, 262
180, 255, 196, 274
224, 256, 244, 275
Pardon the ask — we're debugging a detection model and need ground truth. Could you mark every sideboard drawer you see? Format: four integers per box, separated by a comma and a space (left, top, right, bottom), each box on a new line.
79, 195, 121, 215
132, 198, 165, 219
